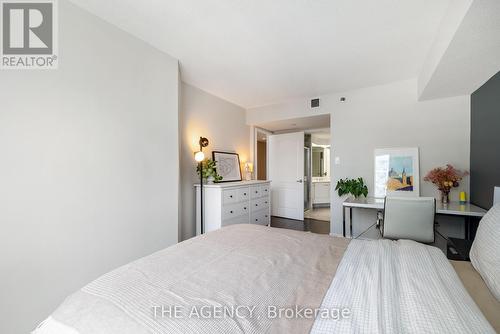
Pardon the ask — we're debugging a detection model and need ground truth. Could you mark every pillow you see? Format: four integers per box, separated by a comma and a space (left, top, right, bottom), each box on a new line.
470, 202, 500, 301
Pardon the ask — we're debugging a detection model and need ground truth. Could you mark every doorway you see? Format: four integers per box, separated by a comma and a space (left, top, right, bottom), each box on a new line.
304, 130, 331, 222
256, 130, 268, 180
252, 115, 331, 234
304, 128, 331, 222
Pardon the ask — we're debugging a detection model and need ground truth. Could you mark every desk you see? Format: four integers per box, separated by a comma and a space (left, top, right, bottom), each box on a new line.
342, 197, 487, 239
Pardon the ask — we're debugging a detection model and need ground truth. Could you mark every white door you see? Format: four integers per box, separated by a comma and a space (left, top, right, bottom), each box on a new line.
268, 132, 304, 220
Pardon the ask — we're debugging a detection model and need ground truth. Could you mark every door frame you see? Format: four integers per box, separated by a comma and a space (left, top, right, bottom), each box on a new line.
253, 127, 273, 180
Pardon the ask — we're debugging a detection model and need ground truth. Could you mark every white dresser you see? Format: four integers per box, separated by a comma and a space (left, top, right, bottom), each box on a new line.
195, 180, 271, 234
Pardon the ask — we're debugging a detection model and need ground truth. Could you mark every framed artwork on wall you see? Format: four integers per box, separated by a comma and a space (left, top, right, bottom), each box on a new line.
212, 151, 242, 182
374, 147, 420, 198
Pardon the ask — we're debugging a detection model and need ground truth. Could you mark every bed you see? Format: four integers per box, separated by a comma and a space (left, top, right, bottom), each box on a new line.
33, 224, 497, 334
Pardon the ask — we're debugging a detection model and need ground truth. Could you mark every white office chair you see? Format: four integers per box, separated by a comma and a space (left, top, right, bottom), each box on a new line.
382, 197, 436, 243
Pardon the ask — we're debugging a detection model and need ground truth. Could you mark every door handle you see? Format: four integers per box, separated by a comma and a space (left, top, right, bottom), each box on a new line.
297, 179, 303, 183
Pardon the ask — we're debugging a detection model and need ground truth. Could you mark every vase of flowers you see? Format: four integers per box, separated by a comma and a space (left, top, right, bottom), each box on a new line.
424, 164, 468, 204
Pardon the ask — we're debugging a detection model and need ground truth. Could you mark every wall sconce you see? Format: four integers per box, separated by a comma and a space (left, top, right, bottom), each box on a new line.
244, 162, 253, 181
195, 137, 209, 234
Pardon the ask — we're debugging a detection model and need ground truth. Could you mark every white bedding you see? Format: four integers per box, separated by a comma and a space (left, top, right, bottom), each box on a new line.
33, 225, 348, 334
33, 228, 495, 334
311, 239, 495, 334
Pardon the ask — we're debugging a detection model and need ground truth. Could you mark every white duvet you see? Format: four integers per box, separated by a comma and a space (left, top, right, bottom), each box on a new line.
33, 229, 495, 334
311, 239, 495, 334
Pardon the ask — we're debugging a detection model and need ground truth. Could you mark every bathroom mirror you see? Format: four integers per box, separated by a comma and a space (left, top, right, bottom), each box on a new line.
312, 145, 330, 177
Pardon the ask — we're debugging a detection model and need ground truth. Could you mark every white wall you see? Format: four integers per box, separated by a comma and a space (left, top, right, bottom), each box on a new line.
0, 2, 180, 333
180, 83, 249, 240
329, 80, 470, 237
247, 79, 470, 237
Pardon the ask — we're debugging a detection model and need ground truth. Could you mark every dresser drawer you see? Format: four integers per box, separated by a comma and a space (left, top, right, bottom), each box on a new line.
222, 202, 249, 220
238, 187, 250, 202
250, 185, 261, 199
251, 197, 269, 212
250, 209, 270, 226
222, 189, 239, 204
260, 184, 270, 196
250, 184, 270, 199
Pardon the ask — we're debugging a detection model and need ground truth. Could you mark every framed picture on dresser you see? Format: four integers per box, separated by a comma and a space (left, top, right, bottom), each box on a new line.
212, 151, 242, 182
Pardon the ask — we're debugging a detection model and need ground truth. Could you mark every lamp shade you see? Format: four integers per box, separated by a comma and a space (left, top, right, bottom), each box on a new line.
194, 151, 205, 162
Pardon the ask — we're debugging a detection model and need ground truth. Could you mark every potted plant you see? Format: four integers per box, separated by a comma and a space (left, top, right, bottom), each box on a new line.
196, 159, 223, 184
424, 164, 468, 204
335, 178, 368, 198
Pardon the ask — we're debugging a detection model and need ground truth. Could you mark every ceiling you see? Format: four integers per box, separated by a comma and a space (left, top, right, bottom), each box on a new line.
71, 0, 451, 108
256, 114, 330, 133
419, 0, 500, 100
256, 131, 267, 142
311, 131, 331, 146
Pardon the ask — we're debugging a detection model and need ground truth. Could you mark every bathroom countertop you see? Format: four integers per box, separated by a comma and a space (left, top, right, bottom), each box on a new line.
312, 178, 331, 183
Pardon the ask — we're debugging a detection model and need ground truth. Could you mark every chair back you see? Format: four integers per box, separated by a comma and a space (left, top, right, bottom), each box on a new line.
382, 197, 436, 243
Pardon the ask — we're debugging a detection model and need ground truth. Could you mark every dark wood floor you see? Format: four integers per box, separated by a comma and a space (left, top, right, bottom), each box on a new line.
271, 216, 330, 234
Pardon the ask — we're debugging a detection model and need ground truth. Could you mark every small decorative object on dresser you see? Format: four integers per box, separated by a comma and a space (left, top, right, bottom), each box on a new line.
424, 164, 469, 204
244, 162, 253, 181
212, 151, 242, 182
195, 180, 271, 234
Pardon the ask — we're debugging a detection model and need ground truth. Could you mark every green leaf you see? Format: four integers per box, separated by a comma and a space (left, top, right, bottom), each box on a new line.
335, 177, 368, 198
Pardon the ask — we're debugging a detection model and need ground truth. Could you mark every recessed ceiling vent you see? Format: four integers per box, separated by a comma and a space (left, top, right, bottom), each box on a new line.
311, 98, 320, 108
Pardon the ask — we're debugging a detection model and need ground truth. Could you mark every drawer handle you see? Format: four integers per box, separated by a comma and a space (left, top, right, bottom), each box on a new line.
265, 215, 268, 218
230, 195, 233, 198
255, 219, 258, 222
255, 191, 258, 194
244, 193, 247, 196
244, 207, 247, 210
265, 189, 268, 192
265, 201, 268, 204
255, 204, 258, 207
230, 210, 233, 214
